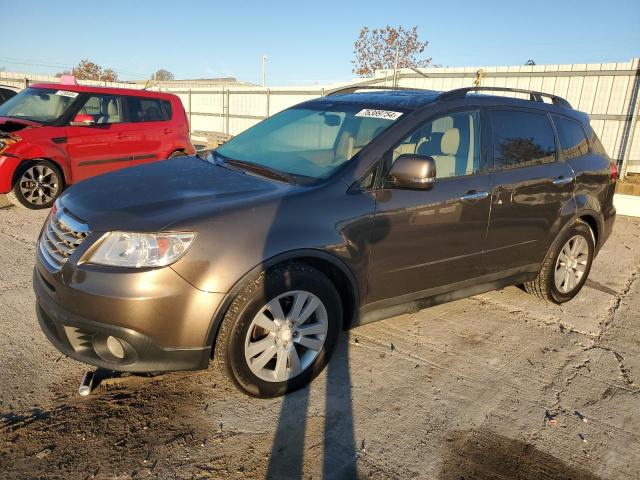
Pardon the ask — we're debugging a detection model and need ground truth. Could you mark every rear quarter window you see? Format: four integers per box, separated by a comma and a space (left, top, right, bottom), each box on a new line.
490, 110, 556, 170
552, 115, 590, 160
585, 125, 608, 157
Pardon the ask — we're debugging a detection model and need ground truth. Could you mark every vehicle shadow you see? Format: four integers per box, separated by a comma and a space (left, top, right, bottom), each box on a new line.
266, 333, 357, 480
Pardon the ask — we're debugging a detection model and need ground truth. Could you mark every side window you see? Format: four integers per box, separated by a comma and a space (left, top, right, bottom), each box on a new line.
584, 125, 608, 157
490, 110, 556, 170
552, 115, 590, 160
0, 88, 17, 103
125, 97, 170, 122
391, 110, 481, 179
77, 95, 123, 124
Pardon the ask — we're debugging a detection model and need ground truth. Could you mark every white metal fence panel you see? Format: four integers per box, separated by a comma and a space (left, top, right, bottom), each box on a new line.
2, 58, 639, 175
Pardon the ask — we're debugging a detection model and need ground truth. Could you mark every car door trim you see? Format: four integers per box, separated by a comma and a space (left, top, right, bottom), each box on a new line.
78, 153, 156, 167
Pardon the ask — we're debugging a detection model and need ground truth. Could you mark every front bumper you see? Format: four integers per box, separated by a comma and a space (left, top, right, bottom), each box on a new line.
34, 254, 225, 372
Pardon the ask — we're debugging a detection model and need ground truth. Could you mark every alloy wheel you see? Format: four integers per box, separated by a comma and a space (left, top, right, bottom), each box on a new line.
244, 290, 328, 383
19, 165, 59, 206
554, 235, 589, 293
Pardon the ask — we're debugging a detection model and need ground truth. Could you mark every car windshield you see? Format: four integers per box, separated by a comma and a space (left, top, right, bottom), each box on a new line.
215, 103, 403, 181
0, 87, 79, 124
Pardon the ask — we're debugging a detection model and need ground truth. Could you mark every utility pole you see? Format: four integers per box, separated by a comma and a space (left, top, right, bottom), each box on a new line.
392, 43, 400, 89
262, 55, 268, 87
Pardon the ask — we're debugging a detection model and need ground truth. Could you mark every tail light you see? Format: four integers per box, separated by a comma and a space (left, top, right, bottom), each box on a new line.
610, 162, 619, 181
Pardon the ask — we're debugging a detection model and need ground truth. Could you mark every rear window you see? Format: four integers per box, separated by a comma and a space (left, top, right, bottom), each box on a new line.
490, 110, 556, 170
125, 97, 171, 122
552, 115, 590, 160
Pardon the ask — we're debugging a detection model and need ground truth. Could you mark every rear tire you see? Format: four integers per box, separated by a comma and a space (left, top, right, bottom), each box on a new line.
168, 150, 187, 159
6, 160, 63, 210
214, 262, 342, 398
523, 219, 594, 304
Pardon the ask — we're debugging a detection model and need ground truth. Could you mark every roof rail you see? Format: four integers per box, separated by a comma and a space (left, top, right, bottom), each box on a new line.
439, 86, 572, 108
326, 85, 420, 96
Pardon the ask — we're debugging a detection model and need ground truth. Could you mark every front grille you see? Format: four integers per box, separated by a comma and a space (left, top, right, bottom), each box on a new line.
39, 207, 90, 271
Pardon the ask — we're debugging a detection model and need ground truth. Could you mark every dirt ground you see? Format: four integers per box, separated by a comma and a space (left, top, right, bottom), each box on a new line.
1, 206, 639, 480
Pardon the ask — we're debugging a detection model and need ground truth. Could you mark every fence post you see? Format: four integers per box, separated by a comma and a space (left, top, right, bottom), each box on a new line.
321, 87, 325, 97
24, 78, 29, 89
620, 61, 640, 179
266, 88, 270, 118
225, 89, 230, 135
188, 89, 192, 135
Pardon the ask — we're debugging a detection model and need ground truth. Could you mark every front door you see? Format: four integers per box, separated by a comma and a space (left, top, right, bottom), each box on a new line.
66, 94, 134, 182
367, 109, 491, 304
483, 108, 575, 273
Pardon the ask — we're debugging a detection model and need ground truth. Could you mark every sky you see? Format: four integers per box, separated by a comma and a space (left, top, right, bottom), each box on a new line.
1, 0, 639, 86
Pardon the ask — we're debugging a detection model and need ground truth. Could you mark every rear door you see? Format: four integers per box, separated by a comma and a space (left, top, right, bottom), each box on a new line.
123, 96, 171, 165
66, 94, 135, 181
367, 109, 492, 303
483, 108, 575, 274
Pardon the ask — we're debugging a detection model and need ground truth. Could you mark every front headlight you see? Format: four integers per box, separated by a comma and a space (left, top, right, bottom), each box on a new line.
0, 138, 18, 152
86, 232, 196, 268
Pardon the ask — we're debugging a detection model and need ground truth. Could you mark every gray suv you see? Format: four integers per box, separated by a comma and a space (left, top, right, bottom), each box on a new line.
34, 86, 617, 397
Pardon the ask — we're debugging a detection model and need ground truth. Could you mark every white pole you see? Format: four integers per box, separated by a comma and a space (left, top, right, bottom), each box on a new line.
393, 44, 400, 89
262, 55, 268, 88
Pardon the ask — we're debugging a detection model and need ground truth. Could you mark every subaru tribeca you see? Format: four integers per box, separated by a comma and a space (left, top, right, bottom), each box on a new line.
0, 81, 194, 209
33, 86, 616, 397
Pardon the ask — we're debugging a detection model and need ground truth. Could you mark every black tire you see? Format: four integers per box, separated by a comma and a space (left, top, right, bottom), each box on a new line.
523, 219, 594, 304
6, 159, 63, 210
214, 262, 342, 398
168, 150, 187, 159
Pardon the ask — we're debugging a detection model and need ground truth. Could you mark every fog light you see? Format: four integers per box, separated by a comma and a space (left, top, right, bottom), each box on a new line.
106, 335, 125, 359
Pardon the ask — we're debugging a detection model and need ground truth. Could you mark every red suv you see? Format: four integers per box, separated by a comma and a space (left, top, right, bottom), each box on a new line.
0, 81, 194, 209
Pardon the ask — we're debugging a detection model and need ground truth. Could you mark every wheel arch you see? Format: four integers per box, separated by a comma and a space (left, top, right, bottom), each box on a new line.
204, 249, 360, 351
578, 213, 599, 246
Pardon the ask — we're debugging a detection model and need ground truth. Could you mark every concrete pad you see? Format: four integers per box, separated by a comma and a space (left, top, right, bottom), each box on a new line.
0, 208, 639, 479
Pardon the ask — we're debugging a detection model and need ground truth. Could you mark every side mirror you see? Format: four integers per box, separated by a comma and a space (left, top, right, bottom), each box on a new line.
387, 154, 436, 189
70, 114, 95, 126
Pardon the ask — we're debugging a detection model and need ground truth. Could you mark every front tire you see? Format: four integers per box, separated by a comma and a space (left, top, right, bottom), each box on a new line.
214, 262, 342, 398
524, 219, 594, 304
6, 160, 63, 210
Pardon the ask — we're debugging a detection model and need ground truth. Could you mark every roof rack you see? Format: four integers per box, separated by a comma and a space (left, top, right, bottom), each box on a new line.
326, 85, 420, 96
439, 87, 571, 108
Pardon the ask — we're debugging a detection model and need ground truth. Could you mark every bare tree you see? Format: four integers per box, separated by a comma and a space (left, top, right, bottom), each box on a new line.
57, 59, 118, 82
352, 26, 432, 77
151, 69, 175, 81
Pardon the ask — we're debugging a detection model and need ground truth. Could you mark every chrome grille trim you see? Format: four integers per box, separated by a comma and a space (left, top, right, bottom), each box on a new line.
39, 204, 90, 272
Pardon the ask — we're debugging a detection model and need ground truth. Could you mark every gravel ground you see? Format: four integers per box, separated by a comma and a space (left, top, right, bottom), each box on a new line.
0, 206, 639, 480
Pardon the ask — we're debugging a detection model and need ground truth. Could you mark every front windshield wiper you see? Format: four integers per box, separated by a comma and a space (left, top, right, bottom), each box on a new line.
224, 158, 297, 184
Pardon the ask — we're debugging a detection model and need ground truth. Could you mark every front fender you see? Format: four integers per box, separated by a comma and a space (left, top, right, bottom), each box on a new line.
5, 140, 71, 184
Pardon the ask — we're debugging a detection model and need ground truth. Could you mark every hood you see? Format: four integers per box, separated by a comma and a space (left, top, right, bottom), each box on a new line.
59, 157, 294, 232
0, 117, 44, 133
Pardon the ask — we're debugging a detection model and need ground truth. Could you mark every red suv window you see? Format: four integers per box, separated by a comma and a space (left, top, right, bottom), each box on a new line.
125, 97, 172, 122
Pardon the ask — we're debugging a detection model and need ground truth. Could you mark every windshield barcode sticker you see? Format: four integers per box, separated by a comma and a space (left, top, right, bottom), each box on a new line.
55, 90, 79, 98
355, 109, 403, 120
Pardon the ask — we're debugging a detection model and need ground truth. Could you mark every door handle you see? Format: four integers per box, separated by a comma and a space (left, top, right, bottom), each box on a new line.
116, 133, 130, 139
163, 129, 173, 134
460, 190, 489, 201
552, 176, 574, 185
